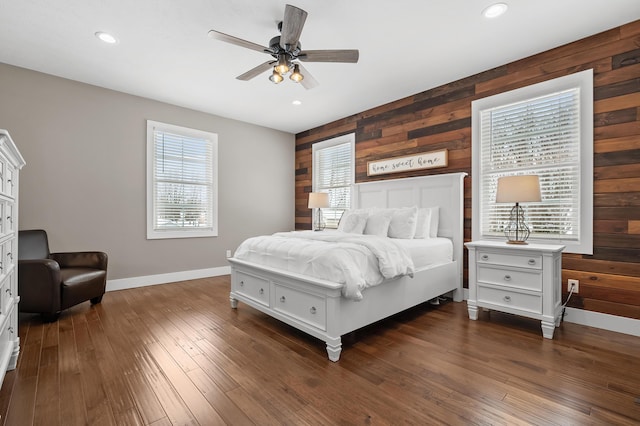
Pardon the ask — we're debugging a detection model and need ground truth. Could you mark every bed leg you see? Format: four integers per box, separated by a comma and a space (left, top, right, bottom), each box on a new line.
326, 338, 342, 362
468, 304, 478, 320
452, 288, 463, 302
230, 294, 238, 309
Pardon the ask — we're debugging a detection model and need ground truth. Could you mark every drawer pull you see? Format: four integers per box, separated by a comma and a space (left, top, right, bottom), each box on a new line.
280, 296, 286, 303
8, 326, 13, 334
239, 280, 244, 286
5, 288, 10, 296
310, 306, 316, 314
528, 259, 536, 265
481, 254, 489, 261
504, 275, 511, 281
504, 295, 512, 302
6, 252, 11, 260
259, 288, 264, 295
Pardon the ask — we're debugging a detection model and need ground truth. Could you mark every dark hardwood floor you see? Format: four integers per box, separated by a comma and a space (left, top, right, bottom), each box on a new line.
1, 276, 639, 425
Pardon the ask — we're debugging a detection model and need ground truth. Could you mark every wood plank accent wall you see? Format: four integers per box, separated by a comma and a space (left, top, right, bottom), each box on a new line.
295, 20, 640, 321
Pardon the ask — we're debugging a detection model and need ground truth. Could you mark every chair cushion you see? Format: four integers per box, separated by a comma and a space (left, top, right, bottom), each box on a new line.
60, 268, 107, 310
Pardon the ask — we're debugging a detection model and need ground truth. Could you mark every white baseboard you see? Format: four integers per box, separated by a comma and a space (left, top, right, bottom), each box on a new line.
106, 266, 231, 292
107, 277, 640, 338
562, 307, 640, 337
461, 289, 640, 338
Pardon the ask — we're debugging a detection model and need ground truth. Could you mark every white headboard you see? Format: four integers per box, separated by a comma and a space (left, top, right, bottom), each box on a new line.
353, 172, 467, 283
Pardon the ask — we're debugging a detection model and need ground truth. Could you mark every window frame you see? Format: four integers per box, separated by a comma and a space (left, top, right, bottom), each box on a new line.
312, 133, 355, 230
146, 120, 218, 240
471, 69, 593, 254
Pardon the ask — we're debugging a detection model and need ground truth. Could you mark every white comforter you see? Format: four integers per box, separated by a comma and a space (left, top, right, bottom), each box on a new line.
233, 231, 415, 300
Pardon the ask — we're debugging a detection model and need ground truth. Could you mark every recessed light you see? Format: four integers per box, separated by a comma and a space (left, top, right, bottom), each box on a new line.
95, 31, 118, 44
292, 100, 302, 106
482, 3, 508, 18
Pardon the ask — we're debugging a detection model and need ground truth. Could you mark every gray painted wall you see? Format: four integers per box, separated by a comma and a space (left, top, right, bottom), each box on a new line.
0, 63, 295, 280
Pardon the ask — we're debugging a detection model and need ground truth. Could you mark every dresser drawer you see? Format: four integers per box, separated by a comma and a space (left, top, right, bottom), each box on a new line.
477, 265, 542, 291
234, 271, 270, 307
477, 285, 542, 315
274, 284, 326, 331
477, 250, 542, 269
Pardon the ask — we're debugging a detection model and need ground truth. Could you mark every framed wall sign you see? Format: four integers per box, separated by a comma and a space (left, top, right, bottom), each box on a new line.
367, 149, 448, 176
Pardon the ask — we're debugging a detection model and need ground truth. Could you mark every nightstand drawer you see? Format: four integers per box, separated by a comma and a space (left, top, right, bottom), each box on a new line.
234, 271, 270, 307
478, 285, 542, 314
477, 265, 542, 291
477, 250, 542, 269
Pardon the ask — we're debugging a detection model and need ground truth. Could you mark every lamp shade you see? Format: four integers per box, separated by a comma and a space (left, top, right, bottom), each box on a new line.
496, 175, 541, 203
308, 192, 330, 209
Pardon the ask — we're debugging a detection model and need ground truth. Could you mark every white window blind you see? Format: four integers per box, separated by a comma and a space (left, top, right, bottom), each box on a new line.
472, 69, 593, 254
481, 89, 581, 239
313, 134, 355, 229
147, 121, 218, 239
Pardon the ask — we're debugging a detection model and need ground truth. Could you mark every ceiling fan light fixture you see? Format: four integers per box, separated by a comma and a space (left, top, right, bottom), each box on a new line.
275, 54, 290, 74
269, 68, 284, 84
290, 64, 304, 83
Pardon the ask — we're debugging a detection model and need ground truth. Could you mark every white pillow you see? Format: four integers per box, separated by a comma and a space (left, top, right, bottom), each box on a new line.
429, 206, 440, 238
364, 210, 392, 236
414, 208, 433, 239
388, 207, 418, 239
338, 210, 368, 234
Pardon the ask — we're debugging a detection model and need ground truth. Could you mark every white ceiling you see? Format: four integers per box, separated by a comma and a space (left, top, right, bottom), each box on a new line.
1, 1, 639, 134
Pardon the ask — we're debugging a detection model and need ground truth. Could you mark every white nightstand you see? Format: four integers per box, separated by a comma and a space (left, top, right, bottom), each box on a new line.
465, 240, 565, 339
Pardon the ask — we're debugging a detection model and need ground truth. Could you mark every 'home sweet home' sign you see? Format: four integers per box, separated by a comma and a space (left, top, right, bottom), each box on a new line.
367, 149, 448, 176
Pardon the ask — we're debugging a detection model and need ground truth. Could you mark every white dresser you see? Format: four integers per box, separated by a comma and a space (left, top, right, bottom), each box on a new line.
465, 240, 564, 339
0, 130, 25, 385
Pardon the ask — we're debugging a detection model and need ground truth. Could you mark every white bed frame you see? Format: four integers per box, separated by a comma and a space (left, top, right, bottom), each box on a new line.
228, 172, 467, 361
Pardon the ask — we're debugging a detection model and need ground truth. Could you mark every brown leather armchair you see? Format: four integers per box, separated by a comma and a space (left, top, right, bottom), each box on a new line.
18, 229, 108, 322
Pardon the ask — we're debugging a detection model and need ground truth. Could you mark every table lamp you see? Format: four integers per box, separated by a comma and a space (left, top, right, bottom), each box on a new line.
308, 192, 330, 231
496, 175, 541, 244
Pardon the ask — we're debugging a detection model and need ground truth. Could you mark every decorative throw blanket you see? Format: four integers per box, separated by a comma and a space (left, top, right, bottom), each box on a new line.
233, 231, 415, 300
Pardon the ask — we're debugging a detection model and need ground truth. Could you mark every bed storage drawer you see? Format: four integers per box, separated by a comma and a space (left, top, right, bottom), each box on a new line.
274, 284, 326, 330
234, 271, 270, 307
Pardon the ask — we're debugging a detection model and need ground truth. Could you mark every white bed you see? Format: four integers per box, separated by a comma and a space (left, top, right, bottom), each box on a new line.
228, 172, 467, 361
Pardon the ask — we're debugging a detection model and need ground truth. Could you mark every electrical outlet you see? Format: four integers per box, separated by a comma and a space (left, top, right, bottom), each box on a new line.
226, 249, 232, 258
568, 279, 579, 293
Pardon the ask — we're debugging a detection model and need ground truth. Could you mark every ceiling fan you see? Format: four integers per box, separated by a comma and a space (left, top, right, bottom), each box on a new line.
208, 4, 359, 89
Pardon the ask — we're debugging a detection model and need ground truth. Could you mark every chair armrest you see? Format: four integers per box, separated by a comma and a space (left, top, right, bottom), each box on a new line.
50, 252, 108, 270
18, 259, 63, 313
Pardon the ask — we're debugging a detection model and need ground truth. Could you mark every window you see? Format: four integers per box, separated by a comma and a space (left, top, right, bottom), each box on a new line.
471, 69, 593, 254
147, 120, 218, 239
312, 133, 355, 229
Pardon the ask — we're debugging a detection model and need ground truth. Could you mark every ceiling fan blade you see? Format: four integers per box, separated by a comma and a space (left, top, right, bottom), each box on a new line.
280, 4, 307, 49
296, 63, 319, 90
208, 30, 269, 53
236, 61, 274, 81
298, 49, 359, 63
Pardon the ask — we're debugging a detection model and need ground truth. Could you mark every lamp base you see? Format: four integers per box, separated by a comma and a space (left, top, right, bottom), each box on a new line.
314, 209, 326, 231
504, 202, 531, 245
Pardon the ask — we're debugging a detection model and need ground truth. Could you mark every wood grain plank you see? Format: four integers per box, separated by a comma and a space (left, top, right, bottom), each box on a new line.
5, 277, 640, 424
295, 19, 640, 322
629, 220, 640, 234
145, 341, 225, 425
